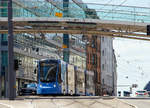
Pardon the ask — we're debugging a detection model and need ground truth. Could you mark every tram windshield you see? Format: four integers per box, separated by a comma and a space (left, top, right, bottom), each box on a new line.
40, 62, 57, 83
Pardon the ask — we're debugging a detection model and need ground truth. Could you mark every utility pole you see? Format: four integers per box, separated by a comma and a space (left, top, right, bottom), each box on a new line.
8, 0, 16, 99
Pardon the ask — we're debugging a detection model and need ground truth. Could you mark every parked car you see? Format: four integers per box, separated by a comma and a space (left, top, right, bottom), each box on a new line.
147, 91, 150, 96
135, 90, 149, 97
18, 83, 37, 96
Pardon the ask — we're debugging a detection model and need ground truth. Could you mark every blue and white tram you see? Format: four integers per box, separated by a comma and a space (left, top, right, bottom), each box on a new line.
37, 59, 67, 95
37, 59, 95, 96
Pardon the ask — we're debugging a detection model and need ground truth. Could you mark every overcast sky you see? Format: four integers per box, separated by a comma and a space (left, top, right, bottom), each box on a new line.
83, 0, 150, 7
82, 0, 150, 96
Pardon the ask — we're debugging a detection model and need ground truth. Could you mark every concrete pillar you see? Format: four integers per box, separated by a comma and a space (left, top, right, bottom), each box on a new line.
0, 33, 1, 97
63, 34, 69, 63
63, 0, 69, 63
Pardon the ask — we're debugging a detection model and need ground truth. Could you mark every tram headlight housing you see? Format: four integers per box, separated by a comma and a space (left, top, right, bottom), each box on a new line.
54, 84, 56, 88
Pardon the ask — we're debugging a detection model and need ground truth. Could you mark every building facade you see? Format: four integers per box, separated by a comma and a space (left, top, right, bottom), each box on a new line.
100, 36, 117, 96
86, 35, 101, 95
86, 35, 117, 96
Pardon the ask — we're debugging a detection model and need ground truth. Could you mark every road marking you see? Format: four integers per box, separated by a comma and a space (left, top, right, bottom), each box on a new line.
118, 99, 138, 108
0, 102, 14, 108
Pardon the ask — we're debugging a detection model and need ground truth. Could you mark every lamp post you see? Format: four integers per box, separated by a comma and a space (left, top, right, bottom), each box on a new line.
8, 0, 16, 100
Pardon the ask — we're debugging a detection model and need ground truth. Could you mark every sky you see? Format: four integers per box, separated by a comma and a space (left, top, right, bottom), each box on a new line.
82, 0, 150, 96
83, 0, 150, 7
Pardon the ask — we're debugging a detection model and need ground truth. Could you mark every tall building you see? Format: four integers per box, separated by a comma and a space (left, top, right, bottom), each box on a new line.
86, 35, 101, 95
86, 35, 117, 96
100, 36, 117, 96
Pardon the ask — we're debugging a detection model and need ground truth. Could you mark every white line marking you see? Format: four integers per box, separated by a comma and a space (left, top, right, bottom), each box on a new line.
118, 99, 138, 108
0, 102, 14, 108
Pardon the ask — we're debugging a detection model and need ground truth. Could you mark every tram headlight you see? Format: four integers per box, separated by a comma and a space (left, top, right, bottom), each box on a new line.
54, 84, 56, 88
40, 84, 42, 88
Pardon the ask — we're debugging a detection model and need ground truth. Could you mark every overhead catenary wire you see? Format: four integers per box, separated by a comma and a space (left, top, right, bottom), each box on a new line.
102, 0, 128, 19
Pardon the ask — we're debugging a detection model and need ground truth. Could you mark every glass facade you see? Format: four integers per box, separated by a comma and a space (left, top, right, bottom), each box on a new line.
1, 0, 150, 22
13, 0, 62, 17
0, 0, 8, 17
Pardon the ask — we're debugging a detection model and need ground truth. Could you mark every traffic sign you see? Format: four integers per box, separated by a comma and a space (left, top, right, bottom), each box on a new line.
55, 12, 63, 18
62, 44, 67, 48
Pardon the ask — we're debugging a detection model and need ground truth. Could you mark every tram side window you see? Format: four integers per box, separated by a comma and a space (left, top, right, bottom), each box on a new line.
58, 64, 62, 84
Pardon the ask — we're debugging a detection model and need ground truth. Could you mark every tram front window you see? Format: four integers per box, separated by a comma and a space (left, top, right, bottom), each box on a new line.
40, 63, 57, 83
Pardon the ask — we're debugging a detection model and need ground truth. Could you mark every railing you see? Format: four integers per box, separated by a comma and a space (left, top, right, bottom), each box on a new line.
0, 0, 150, 23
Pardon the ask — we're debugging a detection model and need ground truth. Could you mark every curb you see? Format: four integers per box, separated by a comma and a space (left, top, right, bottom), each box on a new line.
118, 99, 138, 108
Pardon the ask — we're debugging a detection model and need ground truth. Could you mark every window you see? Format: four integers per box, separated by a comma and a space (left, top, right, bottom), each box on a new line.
58, 64, 62, 84
102, 64, 105, 70
102, 37, 104, 42
1, 51, 8, 66
92, 55, 95, 65
103, 79, 105, 84
92, 36, 97, 49
1, 34, 8, 46
40, 62, 57, 83
102, 50, 104, 56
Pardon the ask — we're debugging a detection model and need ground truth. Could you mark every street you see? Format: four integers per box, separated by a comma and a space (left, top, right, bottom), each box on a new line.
0, 96, 134, 108
123, 98, 150, 108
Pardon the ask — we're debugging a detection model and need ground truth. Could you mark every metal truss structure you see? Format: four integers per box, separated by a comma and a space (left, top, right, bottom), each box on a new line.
0, 17, 150, 41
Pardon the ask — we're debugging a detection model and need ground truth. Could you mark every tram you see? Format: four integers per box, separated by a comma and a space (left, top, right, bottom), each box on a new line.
37, 59, 95, 96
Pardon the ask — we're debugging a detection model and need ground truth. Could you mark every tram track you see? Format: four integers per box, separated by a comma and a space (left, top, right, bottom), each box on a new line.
0, 97, 134, 108
50, 98, 116, 108
17, 96, 115, 100
17, 96, 133, 108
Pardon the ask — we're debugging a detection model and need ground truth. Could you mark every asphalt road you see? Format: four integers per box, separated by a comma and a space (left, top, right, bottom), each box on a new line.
122, 99, 150, 108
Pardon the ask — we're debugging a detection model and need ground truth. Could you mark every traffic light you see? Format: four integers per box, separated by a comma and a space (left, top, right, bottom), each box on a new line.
147, 25, 150, 35
14, 59, 22, 70
14, 59, 19, 70
132, 84, 138, 88
18, 60, 22, 65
